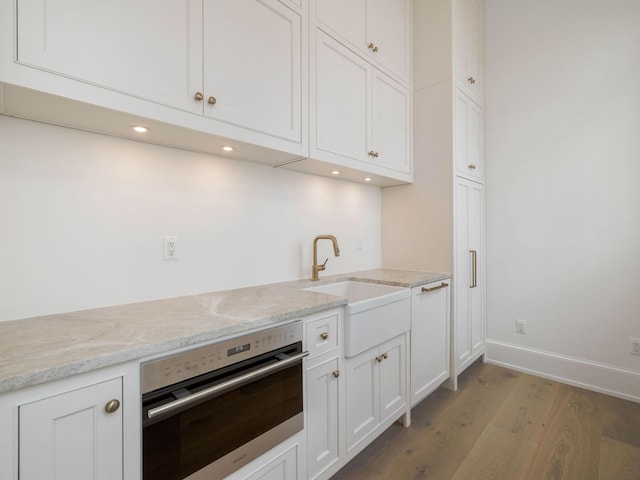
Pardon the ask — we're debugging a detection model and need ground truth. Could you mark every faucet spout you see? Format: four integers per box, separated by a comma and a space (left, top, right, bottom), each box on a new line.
312, 235, 340, 281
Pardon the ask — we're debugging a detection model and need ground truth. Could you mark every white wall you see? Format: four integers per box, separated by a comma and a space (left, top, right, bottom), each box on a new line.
485, 0, 640, 394
0, 116, 382, 322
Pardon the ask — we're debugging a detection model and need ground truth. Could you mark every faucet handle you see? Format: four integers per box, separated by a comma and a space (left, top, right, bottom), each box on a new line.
320, 258, 329, 269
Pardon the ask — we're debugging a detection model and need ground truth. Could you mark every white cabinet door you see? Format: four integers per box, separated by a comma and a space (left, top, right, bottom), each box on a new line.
314, 0, 410, 84
19, 377, 123, 480
314, 30, 369, 163
312, 30, 411, 177
306, 356, 340, 480
365, 0, 411, 83
454, 178, 485, 376
345, 334, 407, 453
454, 0, 484, 105
454, 89, 485, 181
345, 346, 378, 452
17, 0, 203, 113
377, 336, 406, 424
410, 281, 450, 407
203, 0, 302, 142
370, 70, 411, 175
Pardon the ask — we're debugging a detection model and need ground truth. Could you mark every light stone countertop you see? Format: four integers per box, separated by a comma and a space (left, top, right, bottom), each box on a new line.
0, 268, 449, 394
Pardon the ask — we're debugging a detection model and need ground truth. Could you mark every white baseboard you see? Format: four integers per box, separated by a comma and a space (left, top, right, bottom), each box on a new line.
485, 339, 640, 403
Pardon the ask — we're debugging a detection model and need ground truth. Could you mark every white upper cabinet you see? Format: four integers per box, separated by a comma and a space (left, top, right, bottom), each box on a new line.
17, 0, 203, 114
454, 0, 484, 105
13, 0, 305, 157
311, 30, 411, 179
370, 70, 411, 174
314, 0, 411, 85
454, 88, 485, 181
203, 0, 302, 142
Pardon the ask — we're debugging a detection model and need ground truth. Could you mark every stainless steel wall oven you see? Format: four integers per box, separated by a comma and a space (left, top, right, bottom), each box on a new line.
141, 322, 306, 479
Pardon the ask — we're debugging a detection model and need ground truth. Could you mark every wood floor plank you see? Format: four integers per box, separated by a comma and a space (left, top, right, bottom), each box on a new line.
450, 423, 537, 480
597, 393, 640, 448
524, 385, 602, 480
599, 436, 640, 480
490, 372, 558, 443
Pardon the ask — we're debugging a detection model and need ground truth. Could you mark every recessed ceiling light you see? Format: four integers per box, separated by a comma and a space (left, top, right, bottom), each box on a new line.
331, 170, 340, 175
132, 125, 149, 133
222, 146, 234, 152
364, 177, 372, 182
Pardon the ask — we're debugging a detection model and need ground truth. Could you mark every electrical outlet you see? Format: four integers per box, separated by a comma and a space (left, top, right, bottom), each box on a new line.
516, 318, 527, 334
163, 236, 179, 261
630, 338, 640, 356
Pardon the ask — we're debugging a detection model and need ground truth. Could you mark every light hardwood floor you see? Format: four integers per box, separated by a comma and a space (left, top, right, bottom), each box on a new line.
331, 361, 640, 480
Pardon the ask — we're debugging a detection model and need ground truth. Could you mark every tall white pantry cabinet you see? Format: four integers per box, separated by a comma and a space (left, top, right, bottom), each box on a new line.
382, 0, 486, 389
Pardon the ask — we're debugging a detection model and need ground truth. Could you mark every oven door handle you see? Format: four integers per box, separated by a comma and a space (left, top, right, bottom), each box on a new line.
146, 350, 309, 420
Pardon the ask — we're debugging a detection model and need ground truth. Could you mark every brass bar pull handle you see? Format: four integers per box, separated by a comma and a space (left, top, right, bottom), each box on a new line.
421, 282, 449, 293
470, 250, 477, 288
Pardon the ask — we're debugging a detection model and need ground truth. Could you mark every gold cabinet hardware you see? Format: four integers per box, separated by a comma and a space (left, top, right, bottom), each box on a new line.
468, 164, 477, 170
104, 399, 120, 414
382, 352, 388, 360
467, 76, 476, 84
332, 370, 340, 378
208, 96, 217, 105
368, 150, 379, 158
320, 332, 329, 340
375, 355, 383, 363
194, 92, 204, 101
421, 282, 449, 293
470, 250, 477, 288
367, 42, 379, 52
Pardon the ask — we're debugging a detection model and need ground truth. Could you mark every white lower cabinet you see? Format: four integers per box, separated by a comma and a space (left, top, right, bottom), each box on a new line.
454, 177, 486, 376
345, 334, 406, 453
303, 309, 343, 480
230, 444, 299, 480
410, 281, 450, 407
306, 356, 341, 479
19, 377, 123, 480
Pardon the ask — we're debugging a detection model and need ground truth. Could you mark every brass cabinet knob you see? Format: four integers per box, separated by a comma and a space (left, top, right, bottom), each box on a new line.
367, 42, 379, 52
467, 77, 476, 84
382, 352, 388, 360
208, 96, 217, 105
320, 332, 329, 340
368, 150, 379, 158
104, 399, 120, 414
194, 92, 204, 101
332, 370, 340, 378
468, 164, 477, 170
375, 355, 383, 363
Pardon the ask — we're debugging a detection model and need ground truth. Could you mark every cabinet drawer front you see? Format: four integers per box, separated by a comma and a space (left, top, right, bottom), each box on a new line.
305, 312, 339, 358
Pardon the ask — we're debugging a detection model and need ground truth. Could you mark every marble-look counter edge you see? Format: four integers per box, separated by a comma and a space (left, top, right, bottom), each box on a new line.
0, 268, 449, 394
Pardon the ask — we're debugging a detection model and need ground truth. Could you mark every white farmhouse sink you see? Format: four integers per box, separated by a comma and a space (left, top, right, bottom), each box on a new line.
304, 281, 411, 357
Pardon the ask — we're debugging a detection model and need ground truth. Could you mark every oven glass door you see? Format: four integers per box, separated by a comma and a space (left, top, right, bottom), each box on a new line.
143, 358, 303, 480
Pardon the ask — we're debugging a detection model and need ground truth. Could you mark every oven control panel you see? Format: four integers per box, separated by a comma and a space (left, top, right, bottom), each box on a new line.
141, 321, 302, 394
